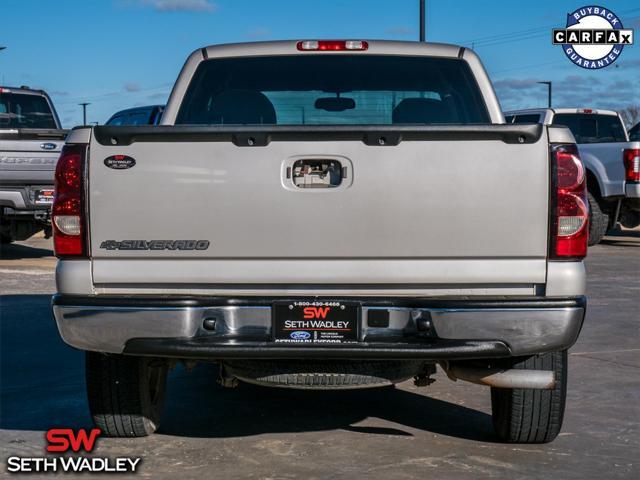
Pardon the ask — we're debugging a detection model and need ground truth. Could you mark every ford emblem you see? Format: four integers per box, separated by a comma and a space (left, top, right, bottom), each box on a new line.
290, 331, 311, 340
104, 155, 136, 170
40, 143, 57, 150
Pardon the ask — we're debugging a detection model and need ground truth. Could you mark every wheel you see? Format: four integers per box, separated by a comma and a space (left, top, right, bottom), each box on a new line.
587, 191, 609, 246
491, 350, 567, 443
619, 205, 640, 229
0, 217, 11, 244
85, 352, 168, 437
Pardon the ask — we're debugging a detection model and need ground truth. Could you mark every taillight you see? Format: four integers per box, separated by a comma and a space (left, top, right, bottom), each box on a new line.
551, 144, 588, 259
296, 40, 368, 51
623, 148, 640, 182
52, 144, 87, 257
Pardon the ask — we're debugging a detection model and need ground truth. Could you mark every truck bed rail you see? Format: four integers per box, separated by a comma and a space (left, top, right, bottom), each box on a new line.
92, 124, 544, 147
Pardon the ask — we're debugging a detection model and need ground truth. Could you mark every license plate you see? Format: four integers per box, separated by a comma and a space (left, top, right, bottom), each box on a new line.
34, 189, 54, 205
272, 301, 360, 344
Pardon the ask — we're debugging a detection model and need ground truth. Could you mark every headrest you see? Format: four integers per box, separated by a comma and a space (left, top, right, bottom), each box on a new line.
392, 98, 455, 124
209, 89, 276, 124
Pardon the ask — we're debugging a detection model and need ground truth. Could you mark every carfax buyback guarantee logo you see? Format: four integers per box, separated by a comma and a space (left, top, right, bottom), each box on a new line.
553, 5, 634, 69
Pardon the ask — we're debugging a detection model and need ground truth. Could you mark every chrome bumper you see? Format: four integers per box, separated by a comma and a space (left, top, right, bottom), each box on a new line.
0, 190, 27, 209
625, 183, 640, 199
52, 296, 585, 358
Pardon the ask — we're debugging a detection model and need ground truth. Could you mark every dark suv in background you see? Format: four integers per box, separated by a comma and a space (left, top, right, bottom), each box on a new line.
105, 105, 164, 126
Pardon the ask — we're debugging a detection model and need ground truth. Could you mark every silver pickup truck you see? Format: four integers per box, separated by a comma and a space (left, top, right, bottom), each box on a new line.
0, 86, 67, 243
52, 40, 587, 443
505, 108, 640, 244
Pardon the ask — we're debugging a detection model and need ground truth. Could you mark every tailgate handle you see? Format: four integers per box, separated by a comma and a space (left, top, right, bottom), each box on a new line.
290, 159, 343, 188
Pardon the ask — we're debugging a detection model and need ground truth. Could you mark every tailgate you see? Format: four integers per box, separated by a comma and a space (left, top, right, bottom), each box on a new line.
0, 131, 66, 184
87, 126, 550, 289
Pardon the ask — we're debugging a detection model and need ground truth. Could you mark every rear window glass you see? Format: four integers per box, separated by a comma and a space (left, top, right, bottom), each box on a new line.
106, 114, 126, 126
512, 114, 541, 124
552, 113, 627, 143
127, 111, 151, 125
176, 55, 490, 125
0, 93, 57, 129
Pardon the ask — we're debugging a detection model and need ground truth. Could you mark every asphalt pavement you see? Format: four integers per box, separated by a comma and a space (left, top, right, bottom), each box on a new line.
0, 231, 638, 479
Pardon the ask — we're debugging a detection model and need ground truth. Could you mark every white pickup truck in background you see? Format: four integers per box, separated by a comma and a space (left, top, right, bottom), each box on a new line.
52, 40, 588, 443
505, 108, 640, 244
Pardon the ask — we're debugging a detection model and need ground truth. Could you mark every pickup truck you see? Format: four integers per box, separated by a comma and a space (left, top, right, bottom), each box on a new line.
52, 40, 587, 443
505, 108, 640, 243
0, 86, 67, 243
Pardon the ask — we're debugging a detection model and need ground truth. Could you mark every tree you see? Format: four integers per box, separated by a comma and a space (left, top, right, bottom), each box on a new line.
619, 105, 640, 129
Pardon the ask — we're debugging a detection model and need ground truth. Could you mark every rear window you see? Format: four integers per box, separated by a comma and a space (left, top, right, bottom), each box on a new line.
0, 93, 57, 129
106, 114, 127, 126
511, 114, 541, 124
552, 113, 627, 143
127, 111, 152, 125
176, 55, 490, 125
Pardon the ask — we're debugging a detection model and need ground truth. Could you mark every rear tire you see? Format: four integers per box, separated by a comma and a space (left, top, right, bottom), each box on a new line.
85, 352, 168, 437
491, 350, 567, 443
619, 205, 640, 229
588, 192, 609, 246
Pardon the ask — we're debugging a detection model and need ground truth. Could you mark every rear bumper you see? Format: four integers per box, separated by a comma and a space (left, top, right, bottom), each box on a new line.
625, 183, 640, 210
52, 296, 586, 360
0, 190, 27, 209
626, 183, 640, 198
0, 185, 53, 211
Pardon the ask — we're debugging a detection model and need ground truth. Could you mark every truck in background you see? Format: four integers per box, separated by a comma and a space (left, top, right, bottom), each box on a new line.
0, 86, 67, 243
105, 105, 164, 126
505, 108, 640, 244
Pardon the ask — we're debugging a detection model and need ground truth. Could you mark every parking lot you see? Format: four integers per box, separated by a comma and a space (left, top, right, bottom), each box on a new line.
0, 232, 638, 479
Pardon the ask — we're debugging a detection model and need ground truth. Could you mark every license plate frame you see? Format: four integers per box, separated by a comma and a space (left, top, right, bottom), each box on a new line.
272, 301, 360, 344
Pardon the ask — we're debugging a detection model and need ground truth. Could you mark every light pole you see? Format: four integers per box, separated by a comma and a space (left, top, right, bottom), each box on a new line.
79, 102, 90, 125
419, 0, 425, 42
1, 47, 6, 85
538, 81, 552, 108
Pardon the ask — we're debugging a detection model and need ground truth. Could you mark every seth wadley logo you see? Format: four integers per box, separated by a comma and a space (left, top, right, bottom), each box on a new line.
553, 5, 634, 69
6, 428, 142, 474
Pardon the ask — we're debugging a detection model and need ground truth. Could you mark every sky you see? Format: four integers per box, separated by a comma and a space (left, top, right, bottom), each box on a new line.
1, 0, 639, 127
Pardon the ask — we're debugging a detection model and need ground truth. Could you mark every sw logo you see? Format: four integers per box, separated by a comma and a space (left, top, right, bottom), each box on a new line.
5, 428, 142, 474
303, 306, 330, 319
45, 428, 100, 453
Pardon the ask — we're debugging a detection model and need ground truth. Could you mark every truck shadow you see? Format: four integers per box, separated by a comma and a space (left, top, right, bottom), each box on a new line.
161, 365, 495, 442
600, 228, 640, 247
0, 295, 90, 431
0, 241, 53, 259
0, 294, 495, 442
